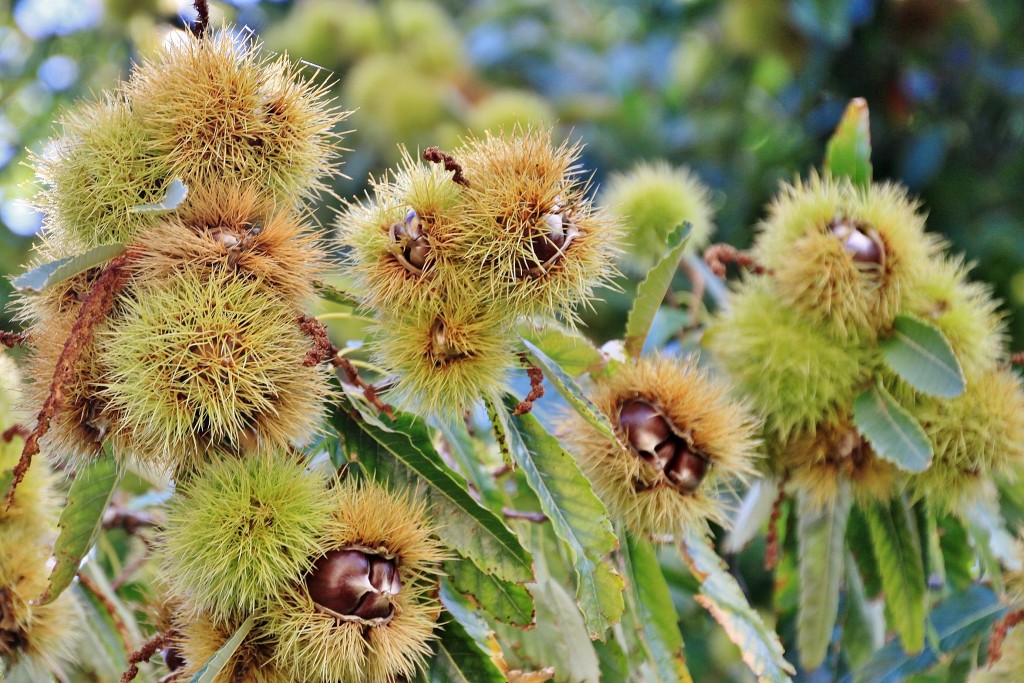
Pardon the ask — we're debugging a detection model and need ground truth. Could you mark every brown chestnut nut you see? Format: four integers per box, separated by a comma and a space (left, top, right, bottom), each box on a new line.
665, 447, 710, 494
618, 399, 673, 459
305, 549, 402, 621
389, 209, 430, 273
830, 220, 884, 267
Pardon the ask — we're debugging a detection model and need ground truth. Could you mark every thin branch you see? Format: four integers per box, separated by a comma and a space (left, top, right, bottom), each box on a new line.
2, 425, 30, 442
764, 475, 788, 572
704, 243, 770, 278
189, 0, 209, 39
6, 252, 135, 510
297, 314, 337, 367
77, 571, 133, 656
423, 146, 470, 187
1010, 352, 1024, 367
513, 358, 545, 416
1, 330, 27, 348
988, 608, 1024, 665
120, 633, 167, 683
336, 356, 395, 419
103, 506, 157, 535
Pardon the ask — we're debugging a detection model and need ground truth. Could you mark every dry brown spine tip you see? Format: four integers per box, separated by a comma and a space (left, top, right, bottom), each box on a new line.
306, 548, 402, 624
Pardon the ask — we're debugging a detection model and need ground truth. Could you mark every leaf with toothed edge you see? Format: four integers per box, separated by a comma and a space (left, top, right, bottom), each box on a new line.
681, 531, 795, 683
490, 397, 624, 638
188, 614, 255, 683
12, 243, 126, 293
519, 336, 621, 447
622, 532, 692, 682
624, 221, 693, 358
447, 559, 535, 628
129, 177, 188, 213
38, 447, 122, 605
425, 614, 507, 683
330, 400, 534, 584
852, 384, 932, 473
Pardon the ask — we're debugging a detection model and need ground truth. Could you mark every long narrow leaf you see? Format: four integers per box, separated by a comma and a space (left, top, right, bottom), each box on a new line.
39, 450, 122, 604
12, 243, 126, 293
623, 222, 693, 358
622, 533, 692, 682
825, 98, 872, 187
880, 314, 965, 398
447, 559, 535, 628
426, 616, 506, 683
331, 404, 534, 584
852, 384, 932, 473
681, 532, 795, 683
188, 614, 255, 683
491, 400, 624, 638
797, 486, 852, 670
864, 497, 927, 653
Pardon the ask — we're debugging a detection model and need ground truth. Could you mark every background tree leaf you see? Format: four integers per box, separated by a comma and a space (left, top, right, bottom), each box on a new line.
797, 485, 852, 670
622, 532, 692, 683
491, 400, 624, 638
880, 314, 965, 398
12, 243, 126, 292
129, 177, 188, 213
447, 559, 535, 628
863, 497, 927, 654
681, 532, 796, 683
846, 585, 1003, 683
425, 616, 507, 683
623, 221, 692, 358
519, 337, 620, 447
188, 614, 255, 683
39, 449, 122, 605
825, 98, 873, 187
852, 384, 933, 473
519, 323, 604, 377
332, 403, 534, 584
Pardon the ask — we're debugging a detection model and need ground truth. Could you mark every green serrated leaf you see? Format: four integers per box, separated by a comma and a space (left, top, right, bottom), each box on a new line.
426, 616, 507, 683
852, 384, 932, 473
188, 614, 255, 683
797, 486, 852, 670
937, 515, 973, 591
331, 403, 534, 584
880, 314, 965, 398
39, 450, 122, 605
825, 98, 873, 188
623, 222, 693, 358
447, 559, 535, 627
519, 337, 620, 447
491, 400, 624, 638
847, 506, 883, 598
130, 178, 188, 213
842, 551, 885, 669
864, 497, 927, 654
12, 243, 126, 293
681, 532, 796, 683
848, 585, 1003, 683
623, 533, 692, 683
519, 323, 604, 377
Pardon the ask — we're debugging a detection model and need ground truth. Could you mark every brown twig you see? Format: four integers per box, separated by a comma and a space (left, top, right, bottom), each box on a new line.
6, 252, 134, 510
704, 243, 770, 278
189, 0, 209, 39
988, 608, 1024, 665
103, 506, 157, 536
513, 361, 545, 416
764, 477, 788, 572
298, 315, 337, 367
120, 633, 167, 683
423, 146, 470, 187
77, 571, 133, 656
336, 356, 395, 419
502, 508, 548, 523
1, 425, 30, 442
1, 330, 27, 348
1010, 352, 1024, 367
